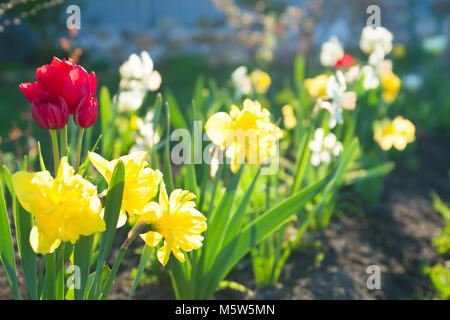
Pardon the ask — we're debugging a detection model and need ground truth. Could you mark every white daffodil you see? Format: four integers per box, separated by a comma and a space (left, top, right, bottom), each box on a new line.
309, 128, 343, 167
231, 66, 252, 97
115, 90, 146, 113
344, 65, 360, 84
361, 65, 380, 90
360, 26, 393, 56
119, 51, 162, 92
320, 36, 345, 67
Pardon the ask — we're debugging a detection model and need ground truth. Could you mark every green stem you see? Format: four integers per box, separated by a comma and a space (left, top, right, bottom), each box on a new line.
100, 246, 127, 300
59, 126, 68, 157
50, 130, 60, 174
75, 128, 85, 173
45, 252, 56, 300
55, 243, 65, 300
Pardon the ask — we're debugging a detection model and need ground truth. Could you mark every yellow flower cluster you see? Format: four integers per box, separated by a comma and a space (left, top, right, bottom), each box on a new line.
205, 99, 283, 173
12, 157, 105, 254
381, 72, 401, 103
250, 69, 271, 94
88, 151, 207, 265
13, 151, 207, 266
282, 105, 297, 129
304, 74, 328, 99
374, 116, 415, 151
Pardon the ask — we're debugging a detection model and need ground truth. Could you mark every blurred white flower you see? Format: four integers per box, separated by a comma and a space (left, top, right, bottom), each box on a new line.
344, 65, 360, 83
320, 36, 345, 67
403, 73, 423, 91
231, 66, 252, 96
130, 110, 160, 153
119, 51, 162, 92
360, 26, 393, 56
422, 35, 447, 55
309, 128, 343, 167
115, 90, 146, 113
368, 43, 386, 66
361, 65, 380, 90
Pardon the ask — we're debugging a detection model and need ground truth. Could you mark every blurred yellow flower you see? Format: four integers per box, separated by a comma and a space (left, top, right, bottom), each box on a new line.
304, 74, 328, 99
12, 157, 105, 254
130, 115, 140, 131
205, 99, 283, 173
374, 116, 415, 151
88, 151, 162, 227
381, 72, 401, 103
139, 182, 207, 266
392, 44, 406, 59
281, 104, 297, 129
250, 69, 271, 94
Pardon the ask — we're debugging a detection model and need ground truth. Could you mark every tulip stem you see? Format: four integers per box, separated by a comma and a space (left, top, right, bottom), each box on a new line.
59, 126, 68, 157
75, 128, 85, 173
50, 130, 60, 174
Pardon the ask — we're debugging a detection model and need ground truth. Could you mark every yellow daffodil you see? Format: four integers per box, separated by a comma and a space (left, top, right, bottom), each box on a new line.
374, 116, 415, 151
12, 157, 105, 254
250, 69, 271, 94
139, 182, 207, 266
381, 72, 401, 103
304, 74, 328, 99
281, 104, 297, 129
205, 99, 283, 173
88, 151, 162, 227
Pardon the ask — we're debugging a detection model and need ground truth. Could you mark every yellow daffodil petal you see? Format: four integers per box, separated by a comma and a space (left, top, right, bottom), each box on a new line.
205, 112, 232, 147
88, 152, 114, 182
12, 170, 53, 214
140, 231, 163, 247
29, 225, 61, 254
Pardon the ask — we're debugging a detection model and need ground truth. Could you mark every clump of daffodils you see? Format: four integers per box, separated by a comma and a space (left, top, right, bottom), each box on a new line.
309, 128, 343, 167
129, 110, 160, 153
373, 116, 415, 151
119, 51, 162, 92
12, 157, 105, 254
205, 99, 283, 173
230, 66, 271, 97
116, 51, 161, 113
314, 70, 357, 128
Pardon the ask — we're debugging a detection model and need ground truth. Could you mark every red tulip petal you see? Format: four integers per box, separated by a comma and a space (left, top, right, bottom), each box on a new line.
61, 66, 91, 112
89, 72, 97, 96
36, 65, 65, 95
19, 82, 53, 102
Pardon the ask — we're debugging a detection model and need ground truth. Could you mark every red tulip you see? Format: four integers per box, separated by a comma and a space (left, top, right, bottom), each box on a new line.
30, 96, 69, 130
334, 54, 355, 69
74, 96, 98, 128
20, 57, 97, 114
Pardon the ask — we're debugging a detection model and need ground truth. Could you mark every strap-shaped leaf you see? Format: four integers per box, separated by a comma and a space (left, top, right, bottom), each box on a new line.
91, 160, 125, 298
0, 175, 21, 299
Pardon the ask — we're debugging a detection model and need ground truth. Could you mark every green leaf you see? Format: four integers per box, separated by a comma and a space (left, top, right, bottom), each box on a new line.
37, 141, 46, 171
163, 103, 174, 193
343, 161, 395, 186
202, 173, 332, 299
165, 91, 188, 130
100, 86, 113, 154
0, 177, 21, 299
128, 244, 153, 299
85, 265, 111, 299
91, 160, 125, 298
74, 235, 93, 299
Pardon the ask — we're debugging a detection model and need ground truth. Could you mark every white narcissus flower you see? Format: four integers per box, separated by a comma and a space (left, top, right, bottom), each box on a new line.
115, 90, 146, 113
361, 65, 380, 90
320, 36, 345, 67
119, 51, 162, 92
231, 66, 252, 96
309, 128, 343, 167
360, 26, 393, 56
344, 65, 360, 84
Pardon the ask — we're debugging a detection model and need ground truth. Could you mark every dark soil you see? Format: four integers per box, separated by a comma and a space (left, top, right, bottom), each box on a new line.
1, 135, 449, 300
